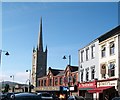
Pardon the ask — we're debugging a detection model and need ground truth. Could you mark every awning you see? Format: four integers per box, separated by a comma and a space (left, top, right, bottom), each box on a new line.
88, 86, 114, 93
79, 88, 93, 90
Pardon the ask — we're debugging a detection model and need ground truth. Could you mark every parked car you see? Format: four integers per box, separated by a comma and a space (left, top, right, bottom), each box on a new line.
68, 96, 85, 100
37, 92, 53, 100
10, 92, 40, 100
112, 97, 120, 100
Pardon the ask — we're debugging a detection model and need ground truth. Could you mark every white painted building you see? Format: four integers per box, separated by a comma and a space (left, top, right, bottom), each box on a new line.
96, 25, 120, 98
78, 39, 99, 99
78, 25, 120, 99
78, 39, 99, 83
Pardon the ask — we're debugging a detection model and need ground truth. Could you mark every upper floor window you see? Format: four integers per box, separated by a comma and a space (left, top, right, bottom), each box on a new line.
101, 64, 106, 78
55, 77, 58, 86
91, 67, 95, 80
59, 77, 63, 85
41, 80, 43, 86
101, 45, 106, 58
44, 79, 46, 86
110, 42, 115, 55
108, 62, 115, 77
86, 69, 89, 81
49, 78, 52, 86
81, 50, 84, 62
86, 48, 89, 61
91, 45, 95, 59
73, 74, 76, 84
38, 80, 40, 86
81, 71, 83, 82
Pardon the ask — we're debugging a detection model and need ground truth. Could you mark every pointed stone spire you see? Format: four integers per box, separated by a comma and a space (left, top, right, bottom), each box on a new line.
33, 46, 36, 52
38, 17, 43, 52
45, 45, 47, 52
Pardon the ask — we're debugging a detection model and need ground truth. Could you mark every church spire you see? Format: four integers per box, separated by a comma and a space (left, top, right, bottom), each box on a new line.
38, 17, 43, 52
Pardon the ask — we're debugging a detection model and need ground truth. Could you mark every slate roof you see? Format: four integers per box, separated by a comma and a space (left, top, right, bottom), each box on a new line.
49, 65, 78, 76
49, 67, 64, 76
69, 66, 78, 72
98, 25, 120, 42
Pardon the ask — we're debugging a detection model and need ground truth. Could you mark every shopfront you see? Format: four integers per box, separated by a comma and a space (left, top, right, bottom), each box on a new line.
88, 78, 117, 100
36, 86, 68, 99
69, 85, 78, 96
78, 81, 97, 99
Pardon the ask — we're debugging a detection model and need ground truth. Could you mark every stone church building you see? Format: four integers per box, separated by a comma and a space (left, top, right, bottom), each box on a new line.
31, 18, 47, 87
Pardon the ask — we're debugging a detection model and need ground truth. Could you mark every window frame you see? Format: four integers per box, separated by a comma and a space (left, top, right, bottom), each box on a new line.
91, 45, 95, 59
101, 45, 106, 58
109, 42, 115, 55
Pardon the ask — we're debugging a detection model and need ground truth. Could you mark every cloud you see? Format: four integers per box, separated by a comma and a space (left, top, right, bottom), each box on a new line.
0, 71, 29, 84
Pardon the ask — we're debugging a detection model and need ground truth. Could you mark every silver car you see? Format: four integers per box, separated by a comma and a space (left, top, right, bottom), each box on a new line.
10, 92, 40, 100
37, 92, 53, 100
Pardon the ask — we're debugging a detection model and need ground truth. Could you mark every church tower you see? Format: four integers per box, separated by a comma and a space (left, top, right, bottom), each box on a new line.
32, 18, 47, 87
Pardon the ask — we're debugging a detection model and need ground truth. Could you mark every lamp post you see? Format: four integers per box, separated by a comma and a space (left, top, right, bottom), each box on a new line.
26, 69, 31, 92
63, 55, 72, 97
0, 50, 9, 92
63, 55, 71, 66
10, 75, 14, 92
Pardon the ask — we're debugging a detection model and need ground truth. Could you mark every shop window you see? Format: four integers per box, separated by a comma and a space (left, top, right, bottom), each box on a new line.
81, 71, 83, 82
55, 77, 58, 86
91, 67, 95, 80
86, 69, 89, 81
81, 50, 84, 62
86, 48, 89, 61
91, 45, 95, 59
101, 45, 106, 58
110, 42, 115, 55
59, 77, 63, 85
108, 62, 115, 77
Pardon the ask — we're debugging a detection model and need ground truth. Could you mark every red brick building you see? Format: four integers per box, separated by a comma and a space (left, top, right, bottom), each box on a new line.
36, 65, 78, 98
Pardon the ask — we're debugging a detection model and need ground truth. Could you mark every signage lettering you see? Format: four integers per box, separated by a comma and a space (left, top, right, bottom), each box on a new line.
78, 81, 96, 88
97, 80, 117, 87
37, 86, 60, 91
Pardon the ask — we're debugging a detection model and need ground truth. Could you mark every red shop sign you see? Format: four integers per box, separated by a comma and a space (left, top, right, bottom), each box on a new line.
78, 81, 96, 88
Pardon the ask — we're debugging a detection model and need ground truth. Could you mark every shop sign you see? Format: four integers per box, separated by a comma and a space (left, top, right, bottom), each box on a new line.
60, 86, 68, 91
37, 86, 60, 91
69, 86, 74, 91
97, 80, 117, 87
78, 81, 96, 88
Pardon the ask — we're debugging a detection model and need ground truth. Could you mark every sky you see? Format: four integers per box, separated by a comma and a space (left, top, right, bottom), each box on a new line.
0, 1, 119, 84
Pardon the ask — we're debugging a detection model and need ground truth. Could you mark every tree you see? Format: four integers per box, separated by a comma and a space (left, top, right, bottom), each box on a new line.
3, 84, 9, 93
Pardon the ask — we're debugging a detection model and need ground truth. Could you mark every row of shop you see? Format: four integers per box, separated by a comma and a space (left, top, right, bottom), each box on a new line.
35, 78, 118, 100
78, 78, 118, 100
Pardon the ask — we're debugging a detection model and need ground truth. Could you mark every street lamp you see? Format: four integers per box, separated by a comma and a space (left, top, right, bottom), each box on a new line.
0, 50, 10, 66
10, 75, 14, 92
63, 55, 71, 66
26, 69, 31, 92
